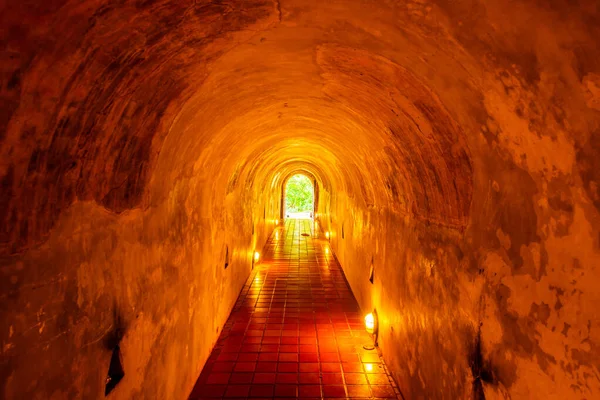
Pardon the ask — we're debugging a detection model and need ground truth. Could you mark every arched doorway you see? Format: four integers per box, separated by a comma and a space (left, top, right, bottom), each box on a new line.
284, 174, 315, 219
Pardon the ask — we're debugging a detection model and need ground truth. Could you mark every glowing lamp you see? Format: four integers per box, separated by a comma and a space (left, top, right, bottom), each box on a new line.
325, 232, 330, 239
275, 219, 279, 226
363, 309, 379, 349
365, 363, 374, 372
364, 313, 375, 334
254, 251, 260, 262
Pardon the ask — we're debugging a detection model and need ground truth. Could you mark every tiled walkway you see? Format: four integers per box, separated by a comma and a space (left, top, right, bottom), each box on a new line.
189, 219, 401, 399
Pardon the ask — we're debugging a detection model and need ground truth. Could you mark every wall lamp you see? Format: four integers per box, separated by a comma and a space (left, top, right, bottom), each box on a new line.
254, 251, 260, 263
325, 231, 330, 240
363, 309, 379, 350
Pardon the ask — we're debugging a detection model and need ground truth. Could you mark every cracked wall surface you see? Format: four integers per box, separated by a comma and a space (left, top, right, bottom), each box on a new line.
1, 0, 599, 399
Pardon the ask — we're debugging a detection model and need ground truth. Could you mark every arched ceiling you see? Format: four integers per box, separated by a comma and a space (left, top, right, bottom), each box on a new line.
6, 0, 558, 251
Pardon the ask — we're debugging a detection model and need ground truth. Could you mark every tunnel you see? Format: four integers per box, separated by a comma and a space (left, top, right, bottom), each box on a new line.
1, 0, 600, 399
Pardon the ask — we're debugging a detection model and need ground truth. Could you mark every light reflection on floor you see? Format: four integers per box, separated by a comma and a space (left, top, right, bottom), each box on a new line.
189, 219, 401, 399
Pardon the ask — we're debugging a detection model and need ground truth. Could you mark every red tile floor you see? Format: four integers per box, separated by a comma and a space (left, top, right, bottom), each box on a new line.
189, 219, 401, 399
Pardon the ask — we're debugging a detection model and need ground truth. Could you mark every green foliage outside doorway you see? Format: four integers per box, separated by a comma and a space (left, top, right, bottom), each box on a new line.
285, 174, 314, 213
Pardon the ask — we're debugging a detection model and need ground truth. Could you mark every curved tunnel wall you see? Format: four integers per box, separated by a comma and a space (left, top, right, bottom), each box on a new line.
1, 0, 600, 399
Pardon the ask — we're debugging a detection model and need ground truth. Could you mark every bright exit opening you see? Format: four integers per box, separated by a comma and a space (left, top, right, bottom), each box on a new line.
284, 174, 314, 219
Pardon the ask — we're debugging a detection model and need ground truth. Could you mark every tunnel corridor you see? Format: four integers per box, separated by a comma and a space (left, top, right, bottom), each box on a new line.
189, 219, 399, 399
1, 0, 600, 399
